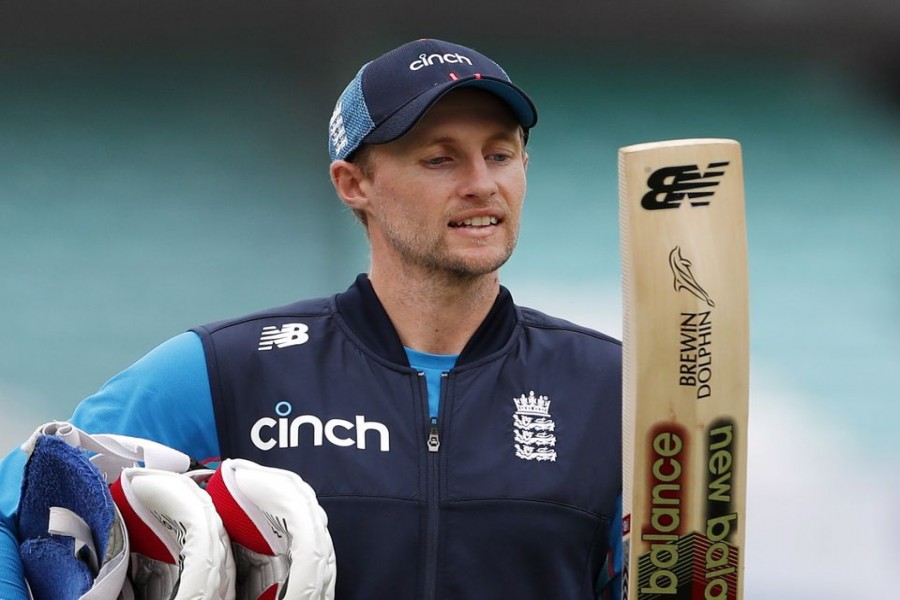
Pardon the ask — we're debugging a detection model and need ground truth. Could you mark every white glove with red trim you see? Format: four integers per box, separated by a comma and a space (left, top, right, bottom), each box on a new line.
20, 422, 336, 600
206, 459, 336, 600
110, 468, 236, 599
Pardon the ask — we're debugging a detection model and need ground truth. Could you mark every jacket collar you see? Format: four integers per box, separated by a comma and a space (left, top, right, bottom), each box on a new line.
335, 274, 518, 368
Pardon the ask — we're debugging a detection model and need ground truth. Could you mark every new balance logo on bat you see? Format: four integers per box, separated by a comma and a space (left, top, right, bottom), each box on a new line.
258, 323, 309, 351
641, 162, 730, 210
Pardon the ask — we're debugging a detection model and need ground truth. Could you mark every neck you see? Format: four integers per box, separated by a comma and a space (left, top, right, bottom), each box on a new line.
368, 265, 500, 355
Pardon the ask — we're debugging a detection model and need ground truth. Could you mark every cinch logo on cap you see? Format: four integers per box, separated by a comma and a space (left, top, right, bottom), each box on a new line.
326, 38, 537, 162
409, 52, 474, 71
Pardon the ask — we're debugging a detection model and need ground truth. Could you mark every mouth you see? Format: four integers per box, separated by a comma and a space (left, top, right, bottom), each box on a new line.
448, 216, 500, 228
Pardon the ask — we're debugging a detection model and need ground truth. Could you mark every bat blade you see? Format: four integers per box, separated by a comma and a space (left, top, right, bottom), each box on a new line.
619, 139, 749, 600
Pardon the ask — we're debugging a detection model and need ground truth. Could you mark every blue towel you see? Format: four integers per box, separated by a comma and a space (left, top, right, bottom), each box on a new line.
17, 435, 116, 600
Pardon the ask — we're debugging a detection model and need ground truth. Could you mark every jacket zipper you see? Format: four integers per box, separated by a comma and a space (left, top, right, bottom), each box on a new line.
427, 418, 441, 452
422, 372, 446, 599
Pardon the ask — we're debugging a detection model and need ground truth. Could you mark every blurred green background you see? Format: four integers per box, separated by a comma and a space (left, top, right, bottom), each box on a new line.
2, 2, 898, 598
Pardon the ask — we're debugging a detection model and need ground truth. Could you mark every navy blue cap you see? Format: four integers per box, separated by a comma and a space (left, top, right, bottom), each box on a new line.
328, 39, 538, 161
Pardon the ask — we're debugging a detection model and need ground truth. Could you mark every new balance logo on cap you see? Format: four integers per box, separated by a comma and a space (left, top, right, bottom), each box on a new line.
258, 323, 309, 351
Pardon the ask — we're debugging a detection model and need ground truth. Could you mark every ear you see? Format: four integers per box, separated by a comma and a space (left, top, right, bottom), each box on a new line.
330, 160, 370, 212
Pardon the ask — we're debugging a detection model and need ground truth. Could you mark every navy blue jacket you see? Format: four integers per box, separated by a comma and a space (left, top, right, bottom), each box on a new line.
193, 275, 622, 599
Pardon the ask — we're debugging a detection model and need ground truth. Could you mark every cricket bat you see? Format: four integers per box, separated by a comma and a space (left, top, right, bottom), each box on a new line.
619, 139, 749, 600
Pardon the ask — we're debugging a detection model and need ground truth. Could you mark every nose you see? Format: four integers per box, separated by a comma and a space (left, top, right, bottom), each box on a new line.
457, 156, 498, 201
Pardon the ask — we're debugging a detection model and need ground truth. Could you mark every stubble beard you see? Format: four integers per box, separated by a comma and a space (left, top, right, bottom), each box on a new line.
382, 219, 519, 282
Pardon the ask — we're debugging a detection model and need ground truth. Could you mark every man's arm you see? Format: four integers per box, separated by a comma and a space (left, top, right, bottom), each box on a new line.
596, 495, 623, 600
69, 331, 219, 460
0, 331, 218, 599
0, 451, 29, 599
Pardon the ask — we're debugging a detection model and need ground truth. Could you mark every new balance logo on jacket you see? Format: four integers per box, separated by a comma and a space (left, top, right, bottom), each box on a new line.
258, 323, 309, 350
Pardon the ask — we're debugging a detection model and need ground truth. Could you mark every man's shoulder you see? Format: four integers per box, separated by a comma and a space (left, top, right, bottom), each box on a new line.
517, 305, 622, 348
194, 294, 336, 336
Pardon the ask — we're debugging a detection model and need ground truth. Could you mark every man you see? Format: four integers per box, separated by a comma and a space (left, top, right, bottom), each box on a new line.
0, 38, 622, 598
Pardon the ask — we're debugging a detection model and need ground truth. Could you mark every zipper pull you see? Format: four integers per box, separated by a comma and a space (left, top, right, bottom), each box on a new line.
427, 419, 440, 453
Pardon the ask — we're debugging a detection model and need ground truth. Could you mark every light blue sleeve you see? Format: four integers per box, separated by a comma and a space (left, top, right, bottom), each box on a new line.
69, 331, 219, 462
0, 451, 29, 599
0, 331, 217, 599
596, 494, 623, 600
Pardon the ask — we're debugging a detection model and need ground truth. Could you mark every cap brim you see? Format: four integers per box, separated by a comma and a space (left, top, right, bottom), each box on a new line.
362, 76, 538, 146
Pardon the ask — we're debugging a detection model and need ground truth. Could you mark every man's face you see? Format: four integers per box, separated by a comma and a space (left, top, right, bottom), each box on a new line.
359, 88, 528, 280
